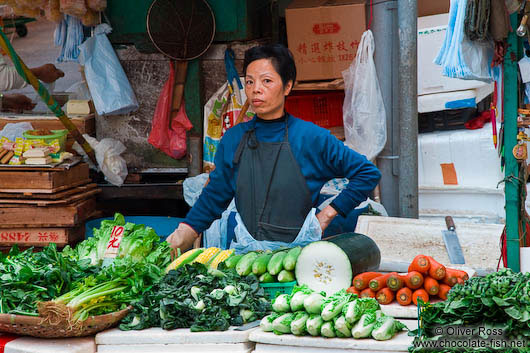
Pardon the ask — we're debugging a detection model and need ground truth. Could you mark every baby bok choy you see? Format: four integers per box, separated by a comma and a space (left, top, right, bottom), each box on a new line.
321, 289, 352, 321
371, 315, 407, 341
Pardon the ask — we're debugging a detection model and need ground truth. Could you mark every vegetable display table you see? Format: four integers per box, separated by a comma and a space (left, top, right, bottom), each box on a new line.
0, 334, 95, 353
95, 327, 258, 353
249, 320, 417, 353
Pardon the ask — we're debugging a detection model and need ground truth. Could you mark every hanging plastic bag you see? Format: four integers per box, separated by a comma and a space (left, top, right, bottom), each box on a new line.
148, 61, 193, 160
79, 24, 139, 115
230, 208, 322, 254
342, 30, 387, 161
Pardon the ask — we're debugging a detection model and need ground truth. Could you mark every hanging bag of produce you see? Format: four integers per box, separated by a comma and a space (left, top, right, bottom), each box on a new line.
342, 30, 386, 161
147, 61, 193, 160
79, 24, 139, 115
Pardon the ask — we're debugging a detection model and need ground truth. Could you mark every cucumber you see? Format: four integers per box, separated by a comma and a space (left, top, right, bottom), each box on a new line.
277, 270, 295, 283
259, 272, 275, 283
236, 252, 259, 276
224, 254, 243, 269
252, 253, 273, 275
283, 246, 302, 271
267, 251, 287, 275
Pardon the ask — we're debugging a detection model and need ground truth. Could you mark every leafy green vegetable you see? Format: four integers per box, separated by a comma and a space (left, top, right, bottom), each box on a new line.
303, 292, 325, 314
351, 312, 377, 338
371, 315, 406, 341
272, 313, 296, 335
334, 315, 352, 337
290, 312, 309, 336
343, 297, 380, 324
120, 263, 270, 332
289, 285, 313, 312
321, 289, 352, 321
272, 294, 291, 313
306, 314, 324, 336
260, 313, 281, 332
321, 321, 336, 338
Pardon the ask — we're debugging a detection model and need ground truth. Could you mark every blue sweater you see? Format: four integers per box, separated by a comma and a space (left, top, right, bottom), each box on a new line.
184, 114, 381, 234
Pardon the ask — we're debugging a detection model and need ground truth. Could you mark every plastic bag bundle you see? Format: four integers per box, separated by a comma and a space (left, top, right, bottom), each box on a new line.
45, 0, 63, 23
341, 30, 387, 161
59, 0, 86, 17
86, 0, 106, 12
55, 15, 83, 63
79, 24, 139, 115
434, 0, 494, 82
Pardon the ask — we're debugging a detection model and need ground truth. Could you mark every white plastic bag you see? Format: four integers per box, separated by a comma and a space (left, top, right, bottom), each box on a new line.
0, 122, 33, 141
73, 134, 128, 186
342, 30, 387, 161
230, 208, 322, 254
79, 24, 139, 115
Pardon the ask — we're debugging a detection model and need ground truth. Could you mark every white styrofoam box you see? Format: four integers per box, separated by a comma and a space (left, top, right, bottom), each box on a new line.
355, 216, 504, 270
96, 327, 257, 345
418, 83, 493, 113
249, 324, 414, 352
417, 13, 490, 96
419, 185, 505, 224
97, 342, 255, 353
3, 336, 95, 353
254, 346, 403, 353
418, 127, 503, 189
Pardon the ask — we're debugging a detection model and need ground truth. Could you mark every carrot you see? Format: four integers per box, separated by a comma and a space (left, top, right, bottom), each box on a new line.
408, 255, 430, 275
425, 256, 446, 280
443, 268, 469, 287
456, 278, 465, 285
396, 287, 412, 306
412, 289, 429, 305
438, 284, 451, 300
360, 288, 376, 298
376, 288, 395, 305
403, 271, 424, 290
347, 286, 361, 296
369, 273, 393, 291
353, 272, 381, 290
424, 276, 439, 296
386, 272, 404, 291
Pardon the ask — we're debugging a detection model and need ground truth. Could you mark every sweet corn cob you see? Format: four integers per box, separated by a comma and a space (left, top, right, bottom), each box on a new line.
166, 248, 204, 273
193, 247, 221, 264
208, 249, 235, 269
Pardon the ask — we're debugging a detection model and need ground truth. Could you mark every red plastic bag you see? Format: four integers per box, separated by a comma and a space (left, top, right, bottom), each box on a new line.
148, 62, 193, 160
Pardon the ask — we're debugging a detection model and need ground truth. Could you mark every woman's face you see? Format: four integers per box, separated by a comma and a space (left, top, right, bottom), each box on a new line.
245, 59, 292, 120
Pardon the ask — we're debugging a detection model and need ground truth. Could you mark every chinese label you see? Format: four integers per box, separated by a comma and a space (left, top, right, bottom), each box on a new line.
104, 226, 124, 259
294, 39, 360, 65
0, 229, 64, 244
313, 23, 341, 35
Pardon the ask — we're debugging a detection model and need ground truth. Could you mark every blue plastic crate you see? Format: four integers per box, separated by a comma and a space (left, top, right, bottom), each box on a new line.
85, 216, 184, 242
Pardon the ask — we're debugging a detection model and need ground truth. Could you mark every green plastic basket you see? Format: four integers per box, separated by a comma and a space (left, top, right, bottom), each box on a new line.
260, 281, 297, 300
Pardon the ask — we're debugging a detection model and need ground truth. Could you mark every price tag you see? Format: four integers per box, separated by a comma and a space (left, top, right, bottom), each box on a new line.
103, 226, 125, 259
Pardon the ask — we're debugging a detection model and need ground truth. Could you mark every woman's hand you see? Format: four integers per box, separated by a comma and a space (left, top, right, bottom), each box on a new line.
166, 223, 199, 256
3, 94, 36, 113
316, 205, 338, 232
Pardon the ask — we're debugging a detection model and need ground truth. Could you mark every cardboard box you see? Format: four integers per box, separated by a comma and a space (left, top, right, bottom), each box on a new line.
418, 0, 450, 17
286, 0, 366, 81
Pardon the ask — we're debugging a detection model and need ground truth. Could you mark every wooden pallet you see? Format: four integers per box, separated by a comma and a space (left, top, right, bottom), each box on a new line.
0, 162, 89, 192
0, 183, 98, 200
0, 225, 84, 248
0, 198, 96, 227
0, 187, 100, 206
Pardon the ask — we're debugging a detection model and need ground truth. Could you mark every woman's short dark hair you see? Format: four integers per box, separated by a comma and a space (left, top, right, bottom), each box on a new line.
243, 44, 297, 87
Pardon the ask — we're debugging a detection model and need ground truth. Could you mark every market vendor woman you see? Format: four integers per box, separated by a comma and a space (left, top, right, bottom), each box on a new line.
168, 44, 381, 253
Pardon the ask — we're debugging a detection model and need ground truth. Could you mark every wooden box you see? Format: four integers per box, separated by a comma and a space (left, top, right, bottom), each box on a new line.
0, 226, 84, 247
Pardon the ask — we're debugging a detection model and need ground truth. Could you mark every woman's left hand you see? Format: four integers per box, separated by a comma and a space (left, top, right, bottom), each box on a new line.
316, 205, 338, 232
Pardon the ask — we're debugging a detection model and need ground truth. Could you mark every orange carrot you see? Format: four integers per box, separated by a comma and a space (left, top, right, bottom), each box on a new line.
412, 289, 429, 305
403, 271, 424, 290
408, 255, 430, 275
386, 272, 404, 291
396, 287, 412, 306
424, 276, 439, 296
353, 272, 381, 290
438, 284, 451, 300
360, 288, 376, 298
443, 268, 469, 287
347, 286, 361, 296
425, 256, 446, 280
376, 288, 395, 305
369, 273, 393, 291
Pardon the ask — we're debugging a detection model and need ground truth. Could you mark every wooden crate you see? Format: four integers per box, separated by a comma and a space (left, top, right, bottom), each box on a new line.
0, 225, 84, 248
0, 115, 95, 135
0, 197, 96, 227
0, 163, 90, 193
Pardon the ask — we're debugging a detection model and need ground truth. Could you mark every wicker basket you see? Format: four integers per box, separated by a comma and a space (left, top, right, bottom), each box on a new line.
0, 306, 131, 338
